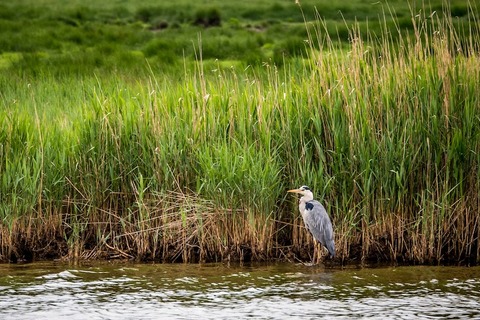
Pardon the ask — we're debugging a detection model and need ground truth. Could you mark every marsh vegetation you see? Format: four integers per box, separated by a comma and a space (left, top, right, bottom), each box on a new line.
0, 0, 479, 264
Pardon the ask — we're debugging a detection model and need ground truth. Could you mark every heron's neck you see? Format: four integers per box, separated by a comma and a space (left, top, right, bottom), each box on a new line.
300, 192, 313, 203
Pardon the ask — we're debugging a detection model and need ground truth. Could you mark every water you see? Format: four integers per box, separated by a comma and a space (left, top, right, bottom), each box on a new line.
1, 262, 479, 319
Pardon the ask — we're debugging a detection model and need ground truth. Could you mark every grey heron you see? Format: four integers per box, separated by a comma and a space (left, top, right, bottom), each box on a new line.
288, 185, 335, 259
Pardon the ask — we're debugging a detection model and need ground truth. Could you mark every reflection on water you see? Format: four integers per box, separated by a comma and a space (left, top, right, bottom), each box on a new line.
0, 262, 479, 319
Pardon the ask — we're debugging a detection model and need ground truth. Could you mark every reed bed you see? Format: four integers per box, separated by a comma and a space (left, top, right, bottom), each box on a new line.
1, 7, 479, 264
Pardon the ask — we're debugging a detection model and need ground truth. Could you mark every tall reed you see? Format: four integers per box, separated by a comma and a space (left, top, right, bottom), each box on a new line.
0, 6, 479, 264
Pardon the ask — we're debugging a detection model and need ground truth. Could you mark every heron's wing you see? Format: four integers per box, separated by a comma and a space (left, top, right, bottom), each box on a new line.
303, 200, 335, 257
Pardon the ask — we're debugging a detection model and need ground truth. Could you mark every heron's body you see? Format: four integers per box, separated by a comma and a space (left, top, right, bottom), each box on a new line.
288, 186, 335, 258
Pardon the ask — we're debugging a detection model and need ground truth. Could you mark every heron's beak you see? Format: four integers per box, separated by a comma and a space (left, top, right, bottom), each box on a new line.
287, 189, 302, 193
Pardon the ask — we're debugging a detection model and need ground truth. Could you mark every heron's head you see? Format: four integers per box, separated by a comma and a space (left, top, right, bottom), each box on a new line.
287, 185, 312, 196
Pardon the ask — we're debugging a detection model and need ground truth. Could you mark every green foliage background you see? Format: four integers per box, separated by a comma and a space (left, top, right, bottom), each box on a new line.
0, 0, 479, 264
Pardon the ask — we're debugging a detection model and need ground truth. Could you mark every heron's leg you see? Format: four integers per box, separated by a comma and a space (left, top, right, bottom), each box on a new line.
315, 242, 329, 264
313, 242, 318, 264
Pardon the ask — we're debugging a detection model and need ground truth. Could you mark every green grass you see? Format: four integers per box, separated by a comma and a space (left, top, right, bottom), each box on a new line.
0, 0, 479, 264
0, 0, 476, 74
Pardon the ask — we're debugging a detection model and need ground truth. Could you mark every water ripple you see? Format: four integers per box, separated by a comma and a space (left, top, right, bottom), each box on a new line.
0, 263, 479, 319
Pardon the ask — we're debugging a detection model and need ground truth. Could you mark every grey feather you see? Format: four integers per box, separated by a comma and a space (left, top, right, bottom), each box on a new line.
302, 200, 335, 258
